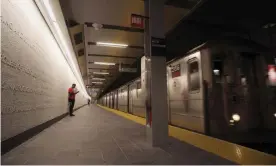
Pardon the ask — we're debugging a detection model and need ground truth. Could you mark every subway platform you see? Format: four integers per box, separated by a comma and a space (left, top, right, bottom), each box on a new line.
1, 104, 236, 165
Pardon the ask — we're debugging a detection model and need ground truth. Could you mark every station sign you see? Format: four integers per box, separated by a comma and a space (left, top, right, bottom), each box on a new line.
151, 37, 166, 57
131, 14, 144, 28
119, 67, 137, 73
151, 37, 166, 48
171, 64, 181, 78
119, 63, 137, 73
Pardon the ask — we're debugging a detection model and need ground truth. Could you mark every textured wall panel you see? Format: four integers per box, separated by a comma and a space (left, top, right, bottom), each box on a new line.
1, 0, 87, 141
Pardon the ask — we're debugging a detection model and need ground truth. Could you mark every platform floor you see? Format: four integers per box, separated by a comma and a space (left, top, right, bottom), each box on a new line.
2, 105, 234, 165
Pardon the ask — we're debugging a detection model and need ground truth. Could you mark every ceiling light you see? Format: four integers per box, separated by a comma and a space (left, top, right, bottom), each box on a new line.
93, 72, 109, 75
92, 78, 105, 81
91, 82, 103, 84
43, 0, 56, 21
94, 62, 116, 66
96, 42, 128, 48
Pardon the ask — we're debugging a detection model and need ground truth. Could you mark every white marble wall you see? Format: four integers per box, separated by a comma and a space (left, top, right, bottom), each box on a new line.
1, 0, 87, 141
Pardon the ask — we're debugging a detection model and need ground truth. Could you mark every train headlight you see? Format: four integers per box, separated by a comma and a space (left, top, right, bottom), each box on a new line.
274, 113, 276, 118
232, 114, 240, 121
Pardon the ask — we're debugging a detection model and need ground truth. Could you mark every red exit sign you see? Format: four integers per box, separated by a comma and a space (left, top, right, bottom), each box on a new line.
131, 14, 144, 28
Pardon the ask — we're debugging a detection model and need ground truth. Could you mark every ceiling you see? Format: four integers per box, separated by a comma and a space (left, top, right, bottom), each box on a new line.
166, 0, 276, 60
59, 0, 192, 98
60, 0, 276, 98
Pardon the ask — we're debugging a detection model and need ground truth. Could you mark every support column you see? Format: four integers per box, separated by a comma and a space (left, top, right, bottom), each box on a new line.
143, 0, 168, 147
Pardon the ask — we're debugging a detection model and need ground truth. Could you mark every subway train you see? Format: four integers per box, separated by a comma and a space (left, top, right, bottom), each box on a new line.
98, 38, 276, 144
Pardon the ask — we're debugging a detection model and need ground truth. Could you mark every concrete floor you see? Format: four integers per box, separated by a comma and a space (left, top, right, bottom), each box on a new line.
1, 105, 234, 165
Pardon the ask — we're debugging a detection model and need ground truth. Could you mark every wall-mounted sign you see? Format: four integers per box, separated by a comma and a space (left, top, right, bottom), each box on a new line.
151, 37, 166, 57
131, 14, 144, 28
119, 63, 137, 73
171, 64, 181, 78
119, 67, 137, 73
151, 37, 166, 48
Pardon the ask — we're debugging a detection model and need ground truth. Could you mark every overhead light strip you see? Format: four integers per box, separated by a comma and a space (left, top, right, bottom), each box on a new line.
96, 42, 128, 48
91, 78, 106, 81
91, 82, 103, 84
35, 0, 90, 99
94, 62, 116, 66
93, 72, 109, 75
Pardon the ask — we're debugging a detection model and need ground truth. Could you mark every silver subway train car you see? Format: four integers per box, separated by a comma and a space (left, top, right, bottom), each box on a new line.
98, 38, 276, 143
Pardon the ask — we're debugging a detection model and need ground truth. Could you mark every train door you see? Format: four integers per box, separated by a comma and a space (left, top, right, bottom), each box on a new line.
125, 86, 129, 112
109, 94, 111, 108
264, 56, 276, 131
186, 53, 204, 132
128, 84, 134, 114
216, 52, 264, 132
105, 96, 107, 106
112, 92, 115, 109
167, 70, 171, 124
238, 53, 265, 129
107, 95, 109, 107
108, 93, 112, 108
110, 94, 112, 108
115, 90, 118, 109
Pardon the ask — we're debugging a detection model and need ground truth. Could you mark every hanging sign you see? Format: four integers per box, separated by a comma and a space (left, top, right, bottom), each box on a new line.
151, 37, 166, 56
131, 14, 144, 28
151, 37, 166, 48
119, 68, 137, 73
119, 63, 137, 73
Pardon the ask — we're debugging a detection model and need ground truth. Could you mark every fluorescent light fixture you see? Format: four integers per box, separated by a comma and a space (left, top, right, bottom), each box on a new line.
93, 72, 109, 75
91, 82, 103, 84
94, 62, 116, 66
43, 0, 56, 21
92, 78, 105, 81
96, 42, 128, 48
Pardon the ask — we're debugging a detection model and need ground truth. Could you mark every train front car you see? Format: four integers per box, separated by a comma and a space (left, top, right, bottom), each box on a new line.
167, 38, 275, 144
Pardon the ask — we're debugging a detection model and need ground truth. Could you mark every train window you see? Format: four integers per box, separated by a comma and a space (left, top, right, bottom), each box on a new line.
188, 60, 200, 91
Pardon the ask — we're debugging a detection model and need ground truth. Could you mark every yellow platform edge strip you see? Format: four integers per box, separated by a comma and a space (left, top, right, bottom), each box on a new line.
97, 104, 276, 165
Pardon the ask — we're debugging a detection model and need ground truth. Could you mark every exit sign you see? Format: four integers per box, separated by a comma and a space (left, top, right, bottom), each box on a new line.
131, 14, 144, 28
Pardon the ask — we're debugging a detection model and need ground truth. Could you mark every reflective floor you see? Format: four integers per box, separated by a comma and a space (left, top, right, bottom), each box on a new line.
1, 105, 234, 165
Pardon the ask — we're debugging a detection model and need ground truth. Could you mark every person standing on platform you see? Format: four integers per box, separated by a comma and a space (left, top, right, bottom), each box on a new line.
68, 83, 79, 116
88, 99, 90, 105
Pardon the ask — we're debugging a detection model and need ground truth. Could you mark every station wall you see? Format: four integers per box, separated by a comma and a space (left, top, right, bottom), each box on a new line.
1, 0, 87, 141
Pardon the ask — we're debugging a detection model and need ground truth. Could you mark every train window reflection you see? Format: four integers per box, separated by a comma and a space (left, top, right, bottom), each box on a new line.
137, 82, 141, 89
188, 60, 200, 91
213, 60, 223, 83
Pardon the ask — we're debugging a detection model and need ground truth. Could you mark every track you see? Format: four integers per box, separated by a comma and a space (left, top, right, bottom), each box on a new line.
241, 143, 276, 156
